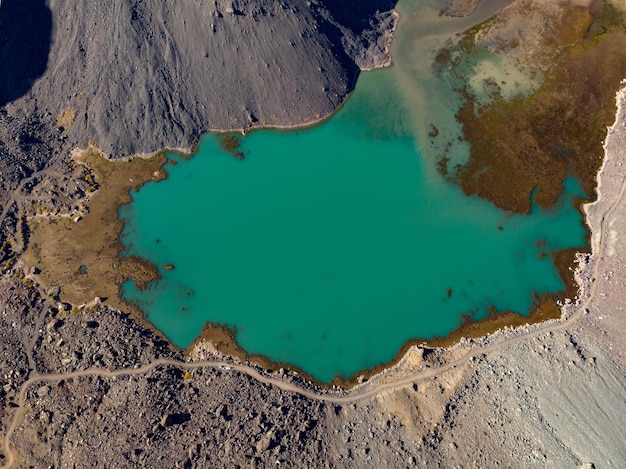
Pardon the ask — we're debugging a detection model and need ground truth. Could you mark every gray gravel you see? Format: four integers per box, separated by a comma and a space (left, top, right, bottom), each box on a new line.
2, 0, 396, 160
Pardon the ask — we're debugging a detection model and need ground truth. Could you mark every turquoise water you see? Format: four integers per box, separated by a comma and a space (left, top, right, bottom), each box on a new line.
120, 70, 586, 382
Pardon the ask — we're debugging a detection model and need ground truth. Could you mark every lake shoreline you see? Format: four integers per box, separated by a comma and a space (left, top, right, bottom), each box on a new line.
4, 1, 626, 466
14, 0, 620, 386
54, 135, 589, 390
16, 0, 624, 388
18, 117, 591, 389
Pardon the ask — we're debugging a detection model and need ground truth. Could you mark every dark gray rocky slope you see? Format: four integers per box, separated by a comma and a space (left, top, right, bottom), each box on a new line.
0, 0, 396, 163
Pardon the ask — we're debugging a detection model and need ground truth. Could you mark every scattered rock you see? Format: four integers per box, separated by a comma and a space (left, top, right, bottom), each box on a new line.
160, 413, 174, 427
255, 433, 274, 453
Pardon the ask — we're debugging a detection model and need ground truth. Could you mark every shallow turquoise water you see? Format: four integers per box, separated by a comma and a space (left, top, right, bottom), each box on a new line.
120, 70, 585, 382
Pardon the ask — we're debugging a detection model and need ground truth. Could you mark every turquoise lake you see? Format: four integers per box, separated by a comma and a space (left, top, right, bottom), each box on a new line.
120, 69, 586, 382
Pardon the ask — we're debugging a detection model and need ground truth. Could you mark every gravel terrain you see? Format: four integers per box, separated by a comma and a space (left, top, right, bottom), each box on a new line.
0, 0, 397, 225
1, 1, 625, 468
2, 0, 397, 159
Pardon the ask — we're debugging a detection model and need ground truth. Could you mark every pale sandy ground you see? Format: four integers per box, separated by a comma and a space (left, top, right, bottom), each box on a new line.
577, 84, 626, 370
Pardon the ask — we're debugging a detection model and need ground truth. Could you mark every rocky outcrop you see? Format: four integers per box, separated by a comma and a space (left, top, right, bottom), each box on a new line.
0, 0, 397, 160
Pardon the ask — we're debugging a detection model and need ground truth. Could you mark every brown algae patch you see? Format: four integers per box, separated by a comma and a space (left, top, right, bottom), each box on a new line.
188, 322, 326, 387
337, 294, 562, 387
219, 134, 247, 160
421, 1, 623, 372
450, 0, 626, 213
23, 147, 167, 312
333, 296, 562, 386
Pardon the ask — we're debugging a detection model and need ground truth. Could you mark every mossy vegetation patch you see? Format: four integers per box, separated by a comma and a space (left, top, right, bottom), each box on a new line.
219, 134, 246, 160
453, 0, 626, 213
22, 148, 167, 312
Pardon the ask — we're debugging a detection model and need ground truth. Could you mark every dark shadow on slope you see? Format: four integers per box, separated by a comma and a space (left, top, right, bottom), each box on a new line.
0, 0, 52, 107
315, 0, 398, 90
320, 0, 397, 86
323, 0, 397, 35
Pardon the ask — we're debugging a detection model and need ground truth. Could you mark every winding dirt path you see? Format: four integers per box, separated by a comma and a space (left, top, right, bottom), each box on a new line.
3, 155, 622, 467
